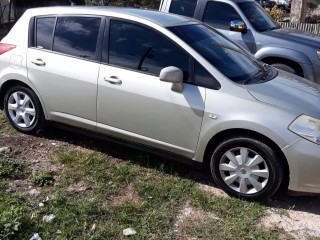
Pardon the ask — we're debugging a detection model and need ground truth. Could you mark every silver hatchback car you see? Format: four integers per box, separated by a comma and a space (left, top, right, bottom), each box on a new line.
0, 7, 319, 200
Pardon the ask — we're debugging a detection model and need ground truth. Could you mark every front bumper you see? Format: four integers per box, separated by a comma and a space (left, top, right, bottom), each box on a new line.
282, 138, 320, 193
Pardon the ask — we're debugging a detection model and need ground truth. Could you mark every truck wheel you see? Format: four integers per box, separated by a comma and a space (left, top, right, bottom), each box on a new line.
271, 63, 296, 75
4, 85, 44, 134
210, 136, 283, 201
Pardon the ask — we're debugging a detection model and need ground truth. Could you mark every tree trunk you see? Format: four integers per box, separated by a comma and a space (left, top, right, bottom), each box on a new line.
290, 0, 308, 23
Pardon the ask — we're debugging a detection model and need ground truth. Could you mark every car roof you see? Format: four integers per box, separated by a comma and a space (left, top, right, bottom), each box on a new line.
25, 6, 199, 27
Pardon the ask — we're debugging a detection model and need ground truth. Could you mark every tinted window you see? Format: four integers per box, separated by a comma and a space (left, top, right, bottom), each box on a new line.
238, 2, 279, 32
195, 62, 220, 89
53, 17, 101, 60
108, 20, 189, 79
36, 17, 56, 50
170, 24, 263, 83
203, 2, 242, 30
169, 0, 198, 17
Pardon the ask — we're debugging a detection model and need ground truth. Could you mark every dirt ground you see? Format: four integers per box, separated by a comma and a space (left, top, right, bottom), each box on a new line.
1, 126, 320, 240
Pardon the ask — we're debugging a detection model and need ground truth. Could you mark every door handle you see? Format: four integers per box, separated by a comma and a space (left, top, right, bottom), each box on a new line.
31, 59, 46, 66
104, 76, 122, 85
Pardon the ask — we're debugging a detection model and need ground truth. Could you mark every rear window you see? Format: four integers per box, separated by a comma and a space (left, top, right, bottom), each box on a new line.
53, 17, 101, 60
34, 16, 101, 60
169, 0, 198, 17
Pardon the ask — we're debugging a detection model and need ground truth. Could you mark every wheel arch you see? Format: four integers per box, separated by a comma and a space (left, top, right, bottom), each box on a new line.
261, 57, 304, 77
255, 47, 312, 78
202, 128, 289, 191
0, 80, 47, 118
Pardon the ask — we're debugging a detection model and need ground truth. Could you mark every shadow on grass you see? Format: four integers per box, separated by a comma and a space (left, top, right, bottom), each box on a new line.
36, 125, 320, 215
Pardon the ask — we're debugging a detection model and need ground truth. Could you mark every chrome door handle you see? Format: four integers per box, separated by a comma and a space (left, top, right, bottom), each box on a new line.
104, 76, 122, 85
31, 59, 46, 66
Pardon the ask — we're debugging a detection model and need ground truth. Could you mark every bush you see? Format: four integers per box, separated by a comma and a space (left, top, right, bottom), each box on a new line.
265, 6, 285, 21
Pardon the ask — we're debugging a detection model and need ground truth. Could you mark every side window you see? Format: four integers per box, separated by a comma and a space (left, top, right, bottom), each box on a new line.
169, 0, 198, 17
35, 17, 56, 50
202, 2, 242, 30
194, 62, 220, 90
108, 20, 190, 79
53, 17, 101, 60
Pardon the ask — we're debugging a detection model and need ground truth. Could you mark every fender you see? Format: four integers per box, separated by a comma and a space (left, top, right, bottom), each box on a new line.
254, 46, 312, 65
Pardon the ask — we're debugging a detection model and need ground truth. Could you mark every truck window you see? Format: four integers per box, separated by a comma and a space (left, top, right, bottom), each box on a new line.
202, 2, 242, 30
169, 0, 198, 17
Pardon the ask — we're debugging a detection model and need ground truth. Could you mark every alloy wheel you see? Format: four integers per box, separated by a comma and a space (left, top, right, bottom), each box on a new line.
7, 91, 36, 128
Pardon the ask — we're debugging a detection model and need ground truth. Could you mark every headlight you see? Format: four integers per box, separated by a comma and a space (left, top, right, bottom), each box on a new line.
289, 115, 320, 144
317, 50, 320, 59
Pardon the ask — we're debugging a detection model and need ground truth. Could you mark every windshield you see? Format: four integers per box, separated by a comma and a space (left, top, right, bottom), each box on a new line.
169, 24, 265, 83
238, 2, 279, 32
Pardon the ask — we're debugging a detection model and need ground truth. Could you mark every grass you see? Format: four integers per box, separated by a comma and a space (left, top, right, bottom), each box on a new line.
31, 171, 55, 187
0, 112, 15, 134
0, 110, 289, 239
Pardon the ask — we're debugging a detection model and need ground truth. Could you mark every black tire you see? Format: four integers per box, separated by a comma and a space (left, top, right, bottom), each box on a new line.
271, 63, 297, 75
210, 136, 283, 201
4, 85, 44, 134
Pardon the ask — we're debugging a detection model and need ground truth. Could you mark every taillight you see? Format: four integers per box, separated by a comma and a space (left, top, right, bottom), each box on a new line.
0, 43, 16, 55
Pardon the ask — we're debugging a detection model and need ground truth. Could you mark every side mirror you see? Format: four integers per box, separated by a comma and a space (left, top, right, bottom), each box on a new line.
230, 20, 247, 34
159, 66, 184, 92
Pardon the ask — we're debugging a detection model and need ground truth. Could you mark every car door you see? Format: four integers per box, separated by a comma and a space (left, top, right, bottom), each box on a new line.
27, 16, 103, 130
97, 19, 205, 157
201, 1, 255, 52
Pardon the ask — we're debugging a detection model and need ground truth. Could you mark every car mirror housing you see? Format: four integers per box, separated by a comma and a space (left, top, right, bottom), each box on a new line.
159, 66, 184, 92
230, 20, 247, 33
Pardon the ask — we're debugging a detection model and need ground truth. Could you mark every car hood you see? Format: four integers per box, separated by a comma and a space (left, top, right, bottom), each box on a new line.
263, 27, 320, 48
245, 70, 320, 119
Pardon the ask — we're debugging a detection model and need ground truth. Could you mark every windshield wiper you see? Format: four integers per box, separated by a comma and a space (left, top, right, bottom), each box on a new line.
243, 64, 269, 84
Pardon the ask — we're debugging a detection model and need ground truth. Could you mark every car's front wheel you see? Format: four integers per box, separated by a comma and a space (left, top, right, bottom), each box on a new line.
4, 85, 44, 134
210, 136, 283, 201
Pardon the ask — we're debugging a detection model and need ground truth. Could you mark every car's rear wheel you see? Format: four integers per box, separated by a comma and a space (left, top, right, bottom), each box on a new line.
210, 136, 283, 201
4, 85, 44, 134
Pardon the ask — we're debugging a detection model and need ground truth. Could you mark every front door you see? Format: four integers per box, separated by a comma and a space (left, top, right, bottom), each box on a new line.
97, 19, 205, 157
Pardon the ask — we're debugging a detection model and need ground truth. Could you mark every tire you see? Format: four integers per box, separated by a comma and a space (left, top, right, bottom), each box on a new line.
271, 63, 297, 75
210, 136, 283, 201
4, 85, 44, 134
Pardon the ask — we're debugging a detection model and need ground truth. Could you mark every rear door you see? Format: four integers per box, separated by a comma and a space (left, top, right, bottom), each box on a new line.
27, 16, 104, 129
97, 19, 206, 157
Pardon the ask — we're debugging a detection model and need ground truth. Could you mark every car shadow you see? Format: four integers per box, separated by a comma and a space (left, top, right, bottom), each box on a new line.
37, 125, 320, 215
